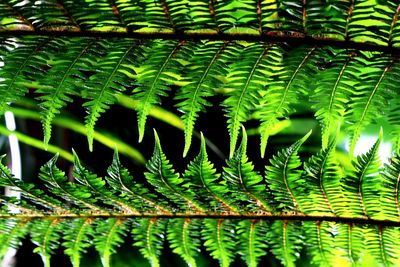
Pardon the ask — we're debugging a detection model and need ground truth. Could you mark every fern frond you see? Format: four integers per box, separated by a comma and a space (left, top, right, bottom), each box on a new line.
167, 218, 201, 267
341, 131, 382, 218
311, 48, 359, 148
380, 155, 400, 220
265, 130, 311, 212
4, 0, 76, 30
31, 219, 64, 267
133, 40, 185, 142
82, 39, 144, 150
132, 218, 166, 267
181, 133, 236, 213
236, 219, 268, 267
175, 41, 231, 156
346, 53, 398, 155
202, 219, 236, 267
0, 156, 66, 212
304, 221, 350, 267
223, 42, 276, 158
60, 0, 124, 31
39, 154, 105, 212
35, 37, 100, 146
258, 45, 319, 157
223, 127, 272, 212
94, 218, 128, 267
145, 130, 203, 211
214, 0, 259, 32
336, 224, 366, 265
368, 226, 400, 266
116, 0, 172, 32
62, 218, 94, 267
106, 149, 171, 213
0, 37, 51, 114
0, 219, 30, 260
72, 151, 138, 213
268, 221, 303, 267
301, 138, 342, 215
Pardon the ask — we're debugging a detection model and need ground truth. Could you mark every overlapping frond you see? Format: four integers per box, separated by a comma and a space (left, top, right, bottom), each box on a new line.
175, 40, 231, 156
134, 39, 185, 142
3, 1, 400, 266
345, 53, 398, 155
2, 0, 400, 49
0, 132, 398, 266
0, 37, 400, 157
257, 45, 318, 157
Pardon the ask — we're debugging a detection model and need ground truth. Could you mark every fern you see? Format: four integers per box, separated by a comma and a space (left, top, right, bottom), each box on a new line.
134, 40, 184, 142
175, 40, 231, 156
82, 39, 144, 150
0, 132, 398, 266
2, 1, 400, 266
257, 45, 318, 157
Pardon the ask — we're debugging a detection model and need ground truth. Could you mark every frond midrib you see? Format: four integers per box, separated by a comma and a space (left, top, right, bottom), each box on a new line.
3, 212, 400, 227
1, 30, 399, 53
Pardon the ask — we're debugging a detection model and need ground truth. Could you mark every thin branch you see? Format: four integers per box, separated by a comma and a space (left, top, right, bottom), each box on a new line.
256, 0, 262, 34
109, 0, 128, 32
344, 0, 355, 41
160, 0, 176, 32
208, 0, 220, 33
3, 211, 400, 227
1, 30, 400, 53
55, 0, 81, 31
388, 4, 400, 46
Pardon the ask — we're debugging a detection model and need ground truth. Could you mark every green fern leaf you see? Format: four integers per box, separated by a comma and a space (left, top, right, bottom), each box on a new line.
311, 49, 359, 148
222, 127, 272, 212
167, 218, 202, 267
333, 223, 366, 265
236, 219, 268, 267
133, 40, 185, 142
301, 138, 343, 215
39, 154, 104, 212
132, 218, 166, 267
31, 219, 64, 267
367, 226, 400, 266
341, 131, 382, 218
0, 37, 51, 114
175, 41, 231, 156
0, 219, 30, 260
83, 39, 144, 150
60, 0, 124, 31
223, 42, 275, 158
72, 151, 138, 213
202, 219, 236, 267
258, 46, 318, 157
380, 155, 400, 220
106, 149, 171, 213
0, 156, 66, 212
346, 54, 396, 155
304, 221, 350, 267
265, 130, 311, 212
268, 221, 303, 267
145, 130, 203, 211
4, 0, 75, 29
62, 219, 94, 267
181, 133, 237, 212
36, 38, 100, 146
94, 218, 129, 267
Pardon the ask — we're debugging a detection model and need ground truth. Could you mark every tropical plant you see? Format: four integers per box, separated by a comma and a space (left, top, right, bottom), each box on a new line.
1, 0, 400, 266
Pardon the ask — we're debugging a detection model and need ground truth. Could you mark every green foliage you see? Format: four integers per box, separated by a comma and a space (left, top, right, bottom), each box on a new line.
0, 133, 398, 266
1, 1, 400, 267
